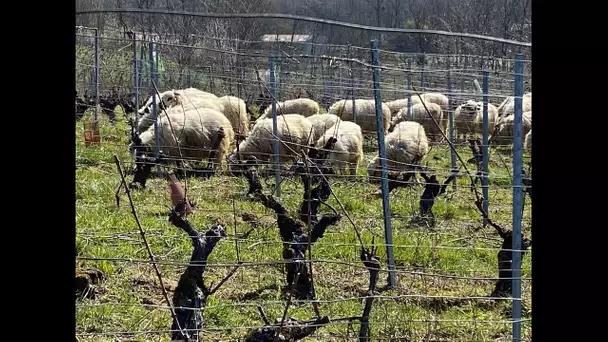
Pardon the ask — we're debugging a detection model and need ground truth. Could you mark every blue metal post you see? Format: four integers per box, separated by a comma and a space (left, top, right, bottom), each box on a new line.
149, 41, 159, 159
136, 59, 143, 104
155, 47, 160, 89
269, 57, 281, 198
407, 59, 413, 120
94, 28, 100, 121
132, 34, 139, 118
447, 58, 456, 189
351, 62, 356, 123
140, 44, 145, 90
482, 70, 490, 225
370, 39, 396, 288
278, 59, 283, 100
511, 54, 524, 342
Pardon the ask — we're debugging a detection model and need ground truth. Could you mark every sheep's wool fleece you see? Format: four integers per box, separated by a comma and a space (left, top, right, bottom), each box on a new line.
453, 100, 499, 134
237, 114, 313, 162
385, 98, 421, 115
491, 111, 532, 145
327, 99, 391, 133
379, 121, 429, 172
497, 93, 532, 118
138, 107, 234, 163
260, 98, 320, 119
216, 95, 250, 135
307, 113, 342, 142
393, 103, 444, 135
420, 93, 449, 111
315, 120, 364, 173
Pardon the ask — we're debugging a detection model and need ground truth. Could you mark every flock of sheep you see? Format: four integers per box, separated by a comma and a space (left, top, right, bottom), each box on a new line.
124, 87, 532, 183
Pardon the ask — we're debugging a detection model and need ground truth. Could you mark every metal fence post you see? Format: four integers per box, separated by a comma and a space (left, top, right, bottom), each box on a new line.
149, 41, 160, 161
407, 59, 413, 120
278, 58, 283, 100
94, 28, 100, 121
350, 61, 356, 124
155, 47, 160, 90
140, 43, 146, 92
482, 70, 490, 226
269, 57, 281, 198
447, 57, 456, 190
131, 33, 139, 119
511, 54, 525, 342
370, 39, 396, 288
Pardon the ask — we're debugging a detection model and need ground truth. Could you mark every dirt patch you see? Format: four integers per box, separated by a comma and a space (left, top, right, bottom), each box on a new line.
130, 275, 179, 306
76, 267, 105, 300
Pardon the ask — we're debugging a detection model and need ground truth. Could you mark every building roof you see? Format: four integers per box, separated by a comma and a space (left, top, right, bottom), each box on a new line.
261, 34, 313, 43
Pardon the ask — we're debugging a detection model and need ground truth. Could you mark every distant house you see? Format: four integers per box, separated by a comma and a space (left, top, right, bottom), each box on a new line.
259, 34, 328, 55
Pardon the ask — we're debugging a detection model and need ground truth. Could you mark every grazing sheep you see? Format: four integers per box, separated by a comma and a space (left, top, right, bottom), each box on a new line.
385, 97, 422, 117
258, 98, 321, 120
131, 107, 234, 170
136, 90, 222, 133
170, 92, 245, 133
367, 121, 429, 180
138, 88, 217, 115
418, 92, 450, 129
490, 111, 532, 146
452, 100, 499, 139
307, 113, 342, 142
390, 103, 444, 141
419, 92, 449, 112
230, 114, 313, 164
525, 130, 532, 153
138, 90, 249, 137
327, 99, 391, 134
315, 120, 364, 175
497, 92, 532, 119
215, 95, 250, 136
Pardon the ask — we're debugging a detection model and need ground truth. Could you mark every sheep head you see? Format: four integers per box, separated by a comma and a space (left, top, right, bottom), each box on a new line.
138, 93, 168, 116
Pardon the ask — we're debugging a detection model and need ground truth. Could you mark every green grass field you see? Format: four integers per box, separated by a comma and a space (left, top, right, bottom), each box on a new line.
75, 107, 532, 341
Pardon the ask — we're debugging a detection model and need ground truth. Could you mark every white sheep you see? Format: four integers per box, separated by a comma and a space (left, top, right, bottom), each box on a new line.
315, 120, 364, 175
490, 111, 532, 147
418, 92, 450, 129
258, 98, 320, 120
132, 106, 235, 170
307, 113, 342, 142
419, 92, 449, 112
385, 97, 422, 117
138, 88, 216, 115
367, 121, 429, 180
524, 130, 532, 154
452, 100, 499, 139
167, 92, 248, 137
390, 103, 444, 141
216, 95, 250, 136
497, 92, 532, 119
136, 89, 220, 133
327, 99, 391, 134
231, 114, 313, 163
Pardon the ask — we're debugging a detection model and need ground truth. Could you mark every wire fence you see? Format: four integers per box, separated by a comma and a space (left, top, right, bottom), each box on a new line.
75, 11, 532, 342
